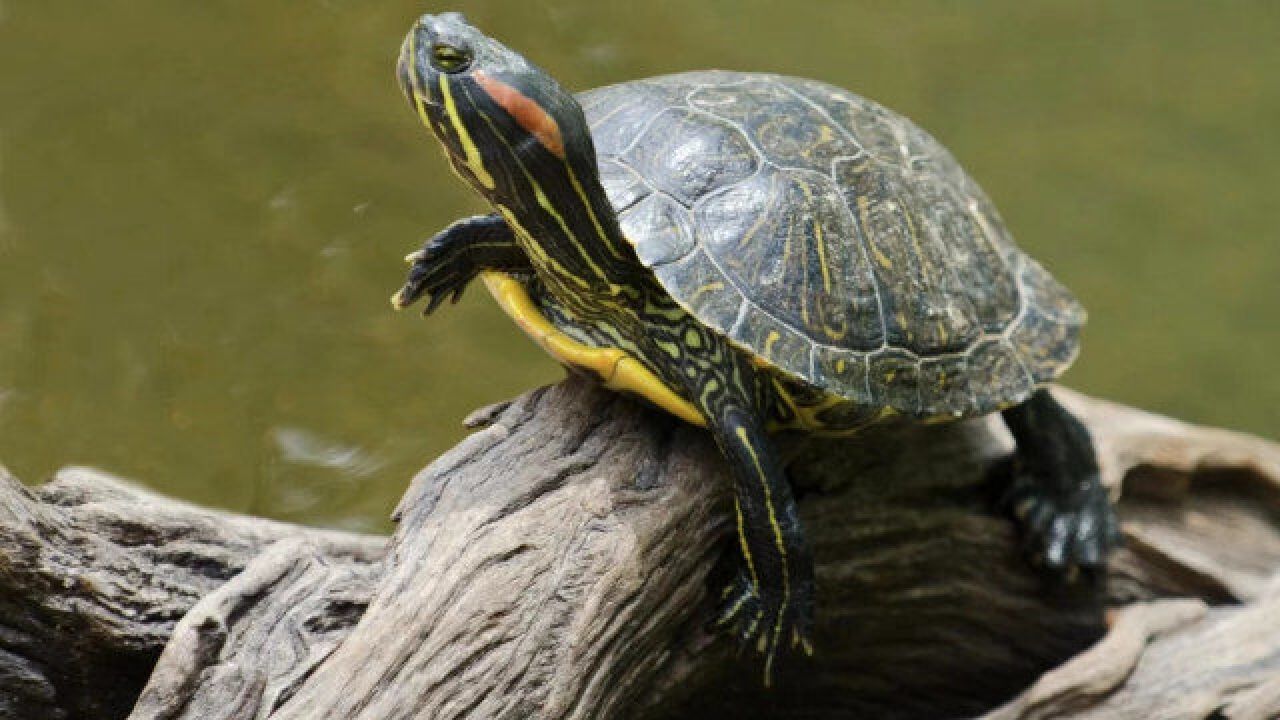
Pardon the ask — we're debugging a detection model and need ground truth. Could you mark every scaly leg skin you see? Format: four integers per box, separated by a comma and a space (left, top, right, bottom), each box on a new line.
1001, 388, 1122, 571
392, 213, 529, 313
701, 392, 815, 685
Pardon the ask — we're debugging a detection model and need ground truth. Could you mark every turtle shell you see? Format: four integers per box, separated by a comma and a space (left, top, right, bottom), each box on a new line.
578, 71, 1084, 419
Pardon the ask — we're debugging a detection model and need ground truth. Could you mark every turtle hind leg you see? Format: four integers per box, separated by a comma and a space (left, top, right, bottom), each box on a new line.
999, 388, 1121, 571
698, 392, 814, 685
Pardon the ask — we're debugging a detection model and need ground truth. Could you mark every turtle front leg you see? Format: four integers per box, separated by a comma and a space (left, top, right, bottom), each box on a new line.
1000, 388, 1121, 571
696, 380, 815, 685
392, 213, 529, 313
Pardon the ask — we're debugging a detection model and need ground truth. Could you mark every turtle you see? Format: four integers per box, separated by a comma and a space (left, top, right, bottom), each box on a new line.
391, 12, 1120, 682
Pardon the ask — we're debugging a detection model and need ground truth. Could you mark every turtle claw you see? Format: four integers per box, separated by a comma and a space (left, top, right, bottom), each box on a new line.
396, 236, 476, 315
1003, 467, 1121, 575
792, 627, 814, 656
711, 568, 814, 686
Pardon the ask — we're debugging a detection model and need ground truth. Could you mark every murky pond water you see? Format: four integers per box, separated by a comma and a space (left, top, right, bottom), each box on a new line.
0, 1, 1276, 531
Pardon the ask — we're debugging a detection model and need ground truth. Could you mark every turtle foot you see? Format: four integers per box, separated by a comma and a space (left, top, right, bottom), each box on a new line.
393, 235, 474, 314
710, 567, 814, 686
1003, 467, 1121, 573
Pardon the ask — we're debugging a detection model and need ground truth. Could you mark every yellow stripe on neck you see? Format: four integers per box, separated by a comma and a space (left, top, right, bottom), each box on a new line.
439, 76, 495, 190
481, 271, 705, 427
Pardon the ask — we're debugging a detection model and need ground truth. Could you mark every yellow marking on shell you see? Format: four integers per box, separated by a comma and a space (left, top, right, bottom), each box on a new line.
481, 272, 705, 427
798, 177, 846, 342
899, 191, 930, 287
438, 77, 495, 190
815, 219, 831, 292
799, 181, 833, 293
689, 281, 724, 306
762, 330, 781, 358
873, 246, 893, 269
857, 196, 895, 269
819, 307, 848, 344
737, 199, 773, 249
835, 358, 847, 374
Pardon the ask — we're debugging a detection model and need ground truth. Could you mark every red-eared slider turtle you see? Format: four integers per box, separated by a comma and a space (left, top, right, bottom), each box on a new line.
392, 13, 1120, 682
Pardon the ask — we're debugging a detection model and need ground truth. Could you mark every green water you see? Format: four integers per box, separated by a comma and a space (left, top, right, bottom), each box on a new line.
0, 1, 1276, 531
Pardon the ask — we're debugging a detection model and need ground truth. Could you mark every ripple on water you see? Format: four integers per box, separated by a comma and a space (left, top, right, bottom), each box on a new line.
271, 426, 385, 479
265, 426, 389, 521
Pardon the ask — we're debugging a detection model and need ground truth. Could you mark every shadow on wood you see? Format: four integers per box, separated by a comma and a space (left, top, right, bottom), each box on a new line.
1, 376, 1278, 719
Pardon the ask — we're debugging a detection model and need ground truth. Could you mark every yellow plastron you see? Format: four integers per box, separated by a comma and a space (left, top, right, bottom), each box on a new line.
480, 271, 706, 428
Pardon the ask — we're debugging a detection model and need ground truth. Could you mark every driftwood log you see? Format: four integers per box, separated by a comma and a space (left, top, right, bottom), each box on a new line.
2, 375, 1279, 719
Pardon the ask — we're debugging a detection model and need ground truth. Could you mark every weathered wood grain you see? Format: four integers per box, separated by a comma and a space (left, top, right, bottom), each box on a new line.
0, 465, 383, 720
1, 377, 1277, 719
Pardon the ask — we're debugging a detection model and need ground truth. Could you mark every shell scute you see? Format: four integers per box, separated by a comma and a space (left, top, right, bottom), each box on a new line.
910, 179, 1019, 333
652, 248, 745, 332
919, 354, 976, 419
810, 344, 874, 406
727, 304, 811, 377
688, 77, 793, 123
586, 83, 672, 157
597, 158, 650, 215
833, 156, 981, 355
967, 339, 1036, 413
618, 192, 697, 267
868, 349, 922, 416
620, 108, 758, 207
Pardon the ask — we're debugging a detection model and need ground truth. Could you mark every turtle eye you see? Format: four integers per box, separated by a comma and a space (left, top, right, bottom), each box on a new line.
431, 43, 471, 73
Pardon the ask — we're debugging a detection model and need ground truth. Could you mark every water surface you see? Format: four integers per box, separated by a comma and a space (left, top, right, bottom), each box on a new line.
0, 1, 1276, 530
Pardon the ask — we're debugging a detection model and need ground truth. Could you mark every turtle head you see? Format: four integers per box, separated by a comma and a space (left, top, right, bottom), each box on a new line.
399, 14, 637, 289
398, 13, 595, 201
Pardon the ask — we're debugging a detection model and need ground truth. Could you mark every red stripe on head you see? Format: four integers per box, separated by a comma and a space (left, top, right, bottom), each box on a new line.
474, 71, 565, 159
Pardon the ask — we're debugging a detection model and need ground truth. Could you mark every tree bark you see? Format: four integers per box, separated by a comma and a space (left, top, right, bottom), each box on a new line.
0, 376, 1277, 719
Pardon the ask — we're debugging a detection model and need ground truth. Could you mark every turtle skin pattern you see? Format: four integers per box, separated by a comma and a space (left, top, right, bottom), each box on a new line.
577, 71, 1084, 420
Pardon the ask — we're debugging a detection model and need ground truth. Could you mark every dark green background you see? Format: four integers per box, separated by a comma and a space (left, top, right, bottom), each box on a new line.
0, 1, 1276, 531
